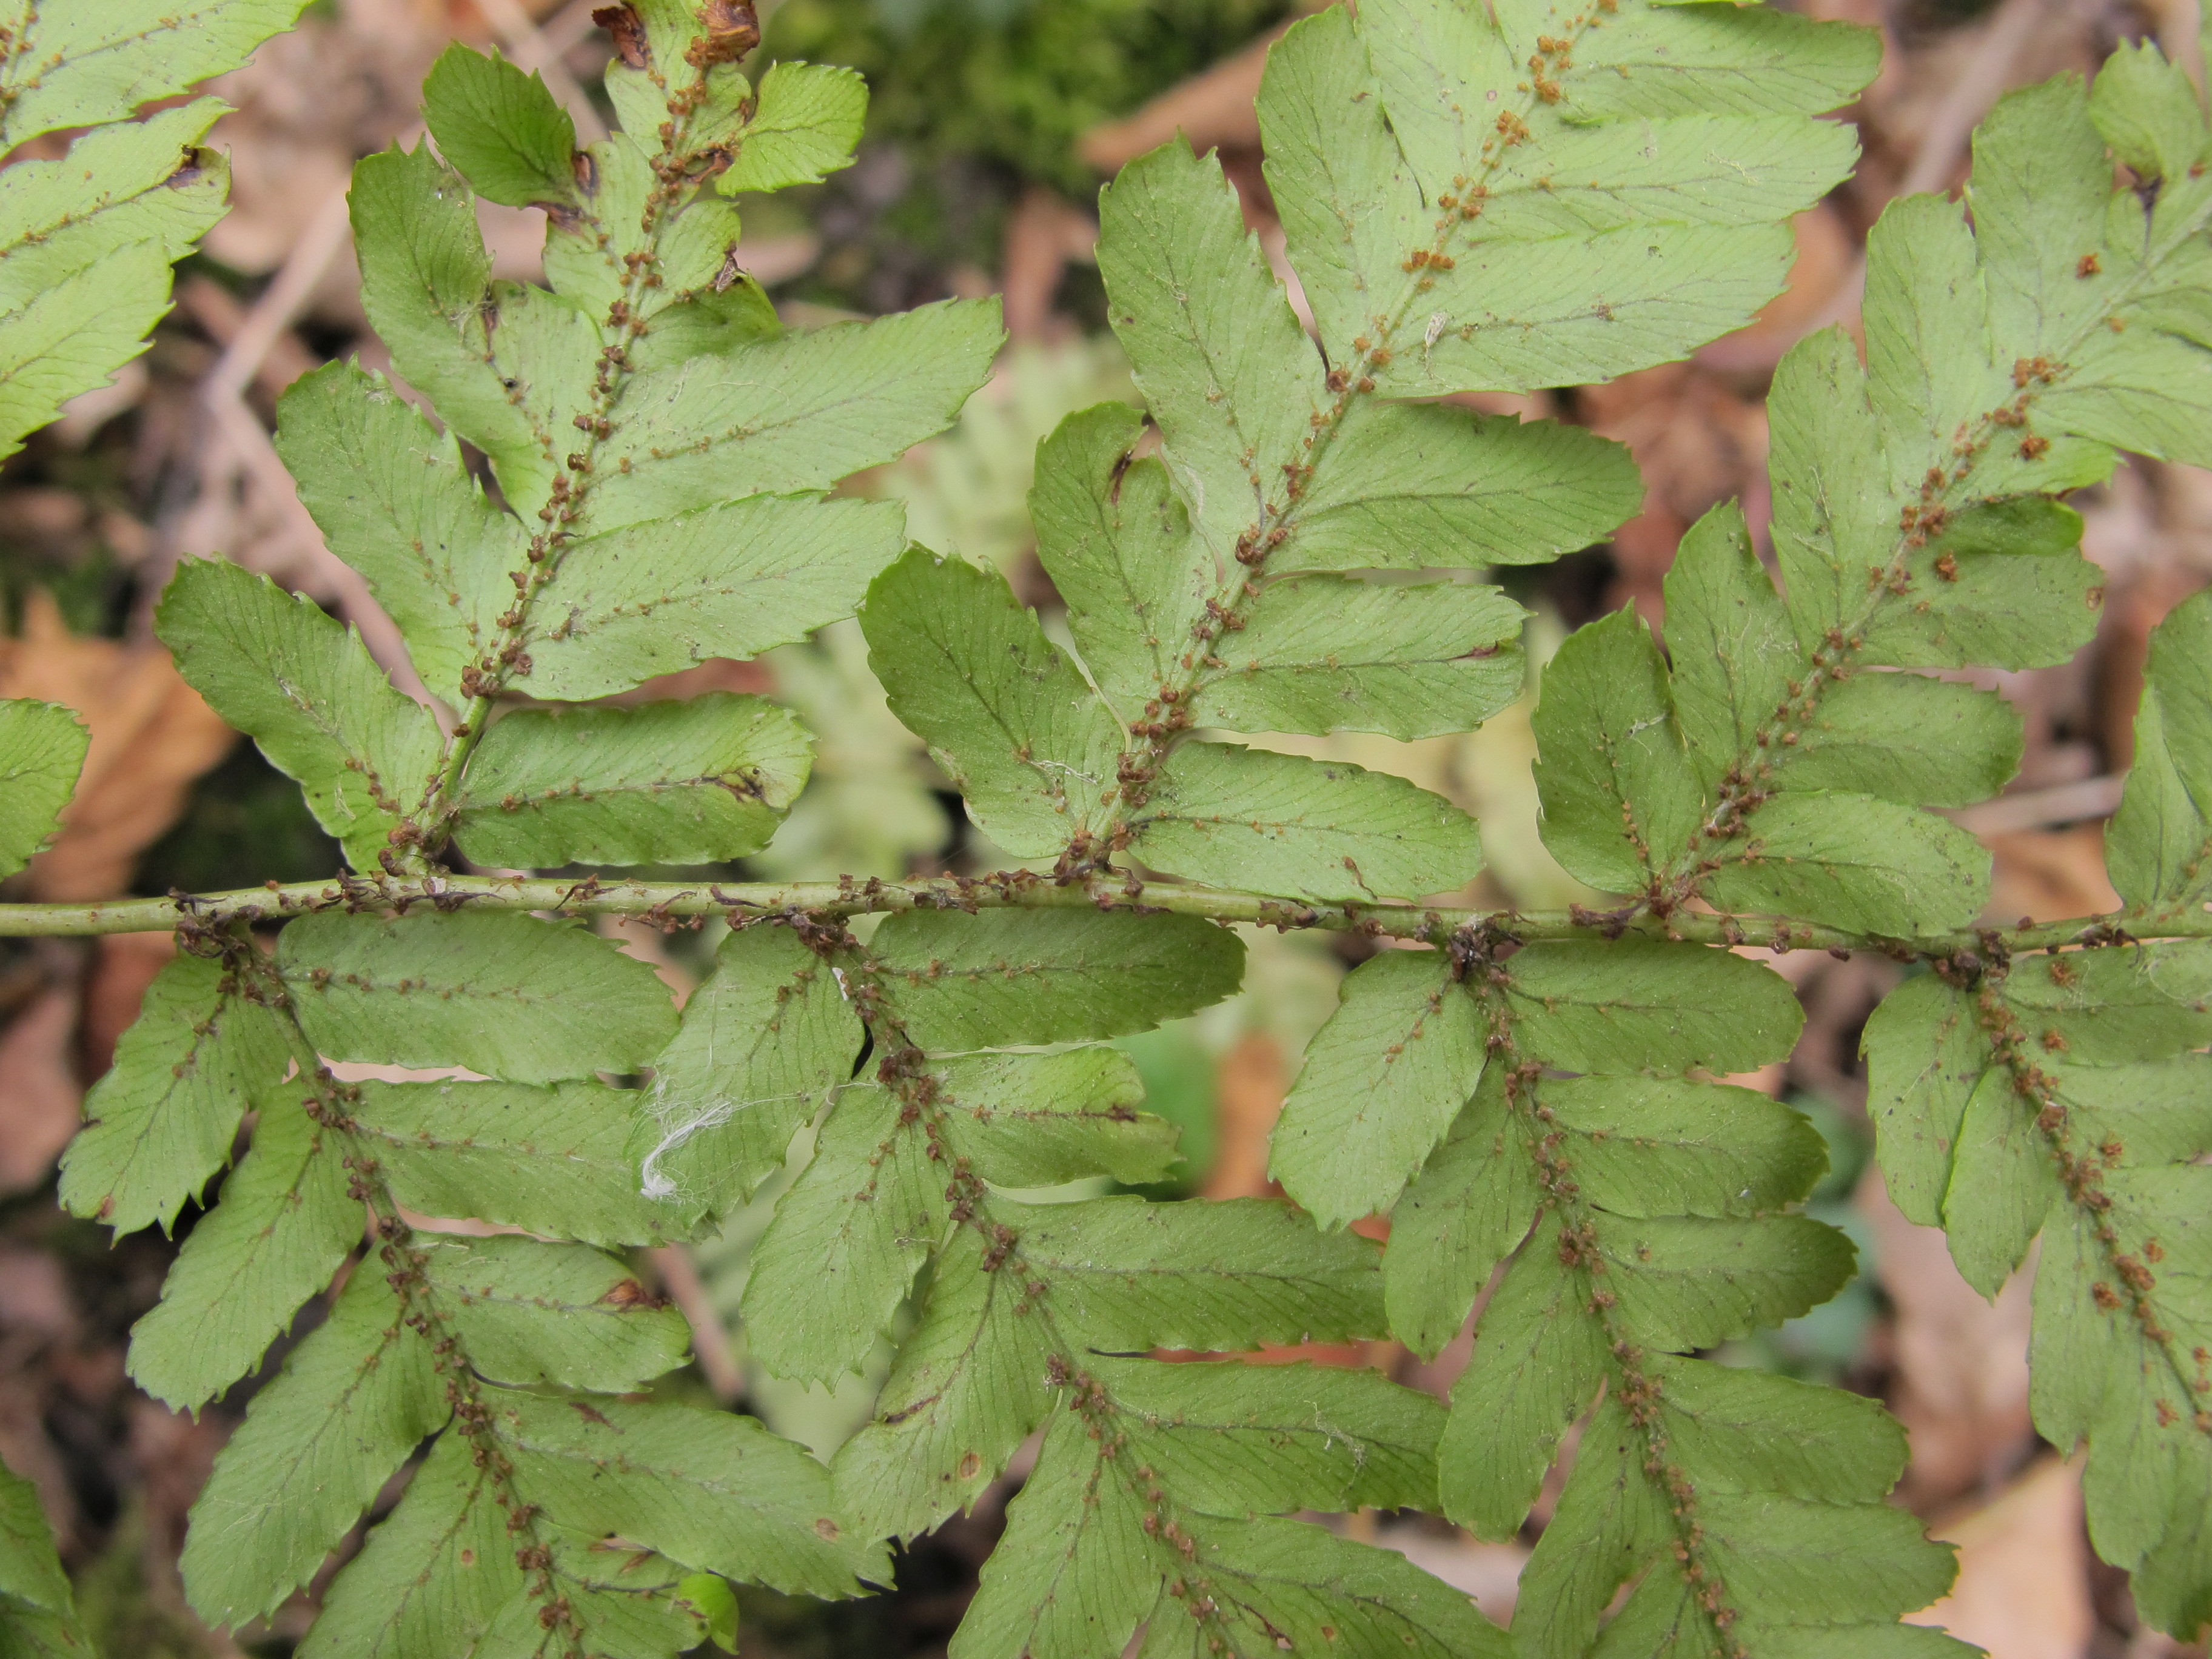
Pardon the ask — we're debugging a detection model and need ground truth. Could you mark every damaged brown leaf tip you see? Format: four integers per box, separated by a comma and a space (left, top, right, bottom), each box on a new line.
692, 0, 761, 68
592, 4, 648, 71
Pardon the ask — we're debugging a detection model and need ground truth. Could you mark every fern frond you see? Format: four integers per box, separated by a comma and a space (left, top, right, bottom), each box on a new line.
1862, 589, 2212, 1635
1429, 939, 1961, 1658
18, 1, 2212, 1651
37, 7, 1005, 1643
1530, 45, 2212, 939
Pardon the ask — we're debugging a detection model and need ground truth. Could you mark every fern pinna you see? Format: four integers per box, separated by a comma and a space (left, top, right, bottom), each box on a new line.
2, 1, 2212, 1655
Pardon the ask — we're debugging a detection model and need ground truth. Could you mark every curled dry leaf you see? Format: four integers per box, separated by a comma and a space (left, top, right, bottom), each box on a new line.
592, 3, 647, 71
694, 0, 760, 66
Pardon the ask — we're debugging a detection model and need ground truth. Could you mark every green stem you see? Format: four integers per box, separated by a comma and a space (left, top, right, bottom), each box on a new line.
8, 870, 2199, 956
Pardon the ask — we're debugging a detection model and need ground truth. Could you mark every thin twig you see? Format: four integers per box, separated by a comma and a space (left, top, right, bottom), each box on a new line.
649, 1245, 745, 1404
203, 189, 351, 406
1946, 774, 2125, 836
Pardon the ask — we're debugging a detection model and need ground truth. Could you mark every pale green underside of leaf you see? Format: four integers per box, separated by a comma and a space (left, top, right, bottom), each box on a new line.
349, 141, 594, 518
1031, 402, 1214, 725
1258, 1, 1874, 394
127, 1100, 357, 1412
1387, 1073, 1541, 1362
417, 1233, 691, 1393
1193, 576, 1526, 742
0, 1, 309, 148
743, 1083, 950, 1386
585, 299, 1007, 531
1501, 940, 1806, 1076
1532, 605, 1701, 896
863, 548, 1124, 858
1285, 397, 1646, 572
278, 910, 677, 1084
870, 908, 1246, 1051
1610, 50, 2212, 955
1031, 400, 1623, 731
719, 62, 866, 195
275, 362, 526, 711
960, 1399, 1505, 1659
156, 558, 443, 870
0, 702, 85, 883
488, 1389, 890, 1598
58, 952, 289, 1237
1429, 1031, 1927, 1654
635, 922, 863, 1224
1001, 1195, 1386, 1353
297, 1432, 521, 1659
1272, 948, 1486, 1231
181, 1269, 445, 1629
1704, 790, 1993, 937
834, 1189, 1414, 1550
0, 96, 236, 460
352, 1078, 680, 1246
830, 1223, 1054, 1543
1094, 139, 1322, 564
931, 1047, 1181, 1188
1516, 1384, 1960, 1659
1130, 740, 1484, 903
65, 9, 2212, 1656
1100, 1355, 1444, 1514
2110, 589, 2212, 914
1861, 934, 2212, 1636
454, 692, 813, 867
1547, 1076, 1830, 1222
1664, 503, 2026, 806
514, 494, 908, 702
0, 237, 170, 465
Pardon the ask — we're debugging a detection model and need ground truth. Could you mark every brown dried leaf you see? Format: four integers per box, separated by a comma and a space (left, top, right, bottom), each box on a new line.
0, 985, 82, 1197
1905, 1457, 2093, 1659
81, 934, 176, 1081
1205, 1030, 1285, 1204
693, 0, 759, 66
1858, 1167, 2036, 1510
0, 594, 233, 901
594, 3, 647, 70
1695, 207, 1855, 374
1983, 826, 2122, 928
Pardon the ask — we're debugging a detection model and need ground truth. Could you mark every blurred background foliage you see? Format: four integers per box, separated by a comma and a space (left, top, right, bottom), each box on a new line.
760, 0, 1288, 309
